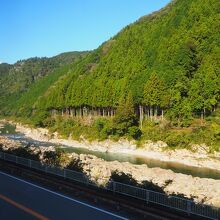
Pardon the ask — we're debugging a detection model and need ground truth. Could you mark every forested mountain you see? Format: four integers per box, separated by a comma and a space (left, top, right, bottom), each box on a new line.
0, 63, 11, 77
0, 51, 88, 115
35, 0, 219, 124
1, 0, 220, 148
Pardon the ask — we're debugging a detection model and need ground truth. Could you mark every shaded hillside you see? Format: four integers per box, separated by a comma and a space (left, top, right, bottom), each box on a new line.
0, 63, 11, 77
0, 51, 89, 115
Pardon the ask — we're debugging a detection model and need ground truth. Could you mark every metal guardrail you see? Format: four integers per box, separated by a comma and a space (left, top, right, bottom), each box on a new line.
0, 151, 219, 220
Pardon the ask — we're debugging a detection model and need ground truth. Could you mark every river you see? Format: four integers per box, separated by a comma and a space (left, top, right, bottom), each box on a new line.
1, 122, 220, 180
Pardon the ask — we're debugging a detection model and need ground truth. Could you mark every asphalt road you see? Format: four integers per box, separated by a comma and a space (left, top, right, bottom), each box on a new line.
0, 171, 128, 220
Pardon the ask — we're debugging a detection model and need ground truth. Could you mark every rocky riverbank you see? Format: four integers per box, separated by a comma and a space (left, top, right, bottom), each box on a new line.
0, 121, 4, 131
1, 135, 220, 207
74, 153, 220, 207
12, 122, 220, 172
0, 136, 21, 148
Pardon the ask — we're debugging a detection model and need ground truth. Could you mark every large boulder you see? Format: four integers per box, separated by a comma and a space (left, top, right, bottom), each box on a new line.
144, 140, 168, 152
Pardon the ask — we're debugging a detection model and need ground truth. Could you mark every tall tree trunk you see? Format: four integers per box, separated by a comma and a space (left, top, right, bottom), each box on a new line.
76, 108, 78, 117
155, 106, 158, 120
79, 107, 82, 117
83, 107, 87, 117
139, 105, 143, 129
150, 107, 153, 121
144, 106, 148, 119
201, 110, 203, 124
89, 107, 92, 117
201, 107, 206, 125
111, 108, 114, 117
81, 106, 84, 117
213, 105, 216, 112
147, 107, 150, 118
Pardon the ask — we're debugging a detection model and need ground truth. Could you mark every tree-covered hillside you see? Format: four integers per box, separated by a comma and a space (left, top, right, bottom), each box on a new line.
0, 51, 88, 115
0, 63, 11, 77
35, 0, 219, 124
1, 0, 220, 149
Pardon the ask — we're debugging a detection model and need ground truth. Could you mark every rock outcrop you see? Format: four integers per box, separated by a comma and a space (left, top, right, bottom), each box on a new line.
0, 136, 21, 150
1, 135, 220, 207
67, 153, 220, 207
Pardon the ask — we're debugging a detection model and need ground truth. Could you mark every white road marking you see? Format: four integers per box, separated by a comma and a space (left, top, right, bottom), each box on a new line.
0, 171, 128, 220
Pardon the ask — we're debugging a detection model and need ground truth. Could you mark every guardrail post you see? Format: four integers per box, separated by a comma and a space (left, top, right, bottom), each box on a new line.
146, 190, 149, 204
113, 181, 116, 194
15, 156, 18, 164
187, 200, 191, 216
28, 159, 31, 168
86, 175, 90, 186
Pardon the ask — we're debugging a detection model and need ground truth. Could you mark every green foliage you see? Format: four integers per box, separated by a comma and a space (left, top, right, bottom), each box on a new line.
141, 114, 220, 151
167, 97, 193, 127
94, 118, 108, 132
48, 117, 111, 141
128, 126, 142, 139
57, 118, 75, 138
31, 0, 219, 127
211, 123, 220, 141
94, 118, 112, 140
143, 72, 168, 108
165, 132, 191, 149
32, 110, 50, 127
0, 0, 220, 147
113, 93, 141, 138
43, 148, 67, 166
0, 51, 88, 116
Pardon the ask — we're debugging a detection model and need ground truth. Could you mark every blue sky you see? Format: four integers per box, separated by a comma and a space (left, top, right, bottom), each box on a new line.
0, 0, 170, 64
